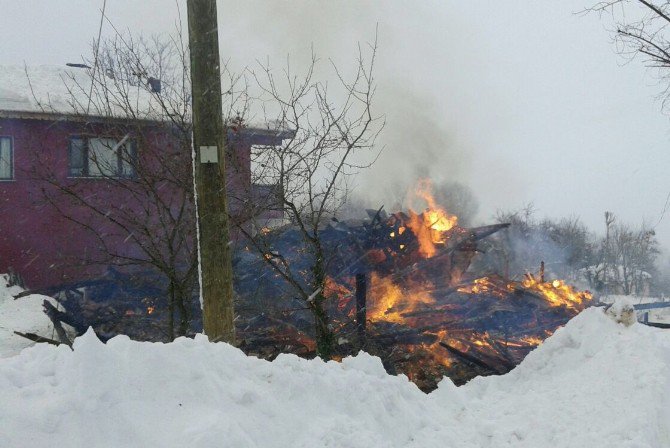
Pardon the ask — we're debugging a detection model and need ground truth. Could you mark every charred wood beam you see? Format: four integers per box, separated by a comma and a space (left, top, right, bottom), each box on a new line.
42, 300, 76, 346
13, 279, 117, 299
372, 329, 439, 345
41, 299, 78, 328
355, 273, 367, 348
488, 339, 518, 366
466, 223, 511, 241
439, 341, 508, 375
13, 331, 62, 346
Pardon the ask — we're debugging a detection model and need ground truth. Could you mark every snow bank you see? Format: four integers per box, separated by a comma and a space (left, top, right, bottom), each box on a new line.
1, 308, 669, 447
0, 275, 69, 358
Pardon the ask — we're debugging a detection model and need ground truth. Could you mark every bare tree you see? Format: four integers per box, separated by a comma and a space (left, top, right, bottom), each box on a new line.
27, 32, 201, 340
608, 221, 658, 294
474, 206, 598, 282
584, 212, 659, 295
235, 39, 384, 359
588, 1, 670, 109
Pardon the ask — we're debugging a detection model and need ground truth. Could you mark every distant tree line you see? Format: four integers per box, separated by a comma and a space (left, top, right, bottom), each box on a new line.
473, 205, 661, 296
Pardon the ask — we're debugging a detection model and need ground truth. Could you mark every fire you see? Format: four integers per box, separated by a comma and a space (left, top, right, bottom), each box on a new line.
457, 277, 514, 296
521, 274, 592, 310
367, 272, 434, 323
406, 179, 458, 258
519, 335, 544, 346
421, 329, 453, 368
266, 179, 596, 391
146, 306, 155, 315
457, 274, 592, 311
324, 278, 353, 313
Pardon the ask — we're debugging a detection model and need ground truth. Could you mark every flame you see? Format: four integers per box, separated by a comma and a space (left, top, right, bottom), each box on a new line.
457, 276, 515, 297
315, 180, 595, 389
324, 277, 353, 313
519, 335, 543, 346
367, 273, 405, 323
422, 330, 453, 368
406, 179, 458, 258
521, 274, 592, 310
367, 272, 434, 323
146, 306, 155, 315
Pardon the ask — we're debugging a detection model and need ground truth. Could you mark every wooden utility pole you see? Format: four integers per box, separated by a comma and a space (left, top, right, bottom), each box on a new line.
187, 0, 235, 343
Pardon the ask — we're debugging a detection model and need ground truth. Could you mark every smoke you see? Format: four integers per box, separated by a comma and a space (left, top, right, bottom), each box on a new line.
353, 82, 474, 212
214, 2, 484, 220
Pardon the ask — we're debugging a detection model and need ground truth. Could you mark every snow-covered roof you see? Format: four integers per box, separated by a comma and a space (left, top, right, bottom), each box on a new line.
0, 64, 163, 121
0, 65, 296, 142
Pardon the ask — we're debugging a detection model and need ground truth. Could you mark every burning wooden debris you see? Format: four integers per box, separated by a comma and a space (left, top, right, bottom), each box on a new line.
17, 184, 592, 391
235, 183, 593, 390
13, 268, 175, 343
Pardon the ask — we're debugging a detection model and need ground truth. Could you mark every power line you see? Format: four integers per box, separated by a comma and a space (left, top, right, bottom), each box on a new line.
653, 189, 670, 229
86, 0, 108, 115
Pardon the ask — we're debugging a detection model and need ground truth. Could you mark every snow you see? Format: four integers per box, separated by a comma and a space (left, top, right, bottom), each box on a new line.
0, 274, 72, 358
0, 65, 161, 119
1, 305, 669, 447
0, 65, 297, 135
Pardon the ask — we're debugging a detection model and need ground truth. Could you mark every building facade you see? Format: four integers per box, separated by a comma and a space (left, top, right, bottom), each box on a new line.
0, 66, 288, 288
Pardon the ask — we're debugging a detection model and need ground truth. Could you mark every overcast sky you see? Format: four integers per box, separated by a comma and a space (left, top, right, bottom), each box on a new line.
3, 1, 670, 249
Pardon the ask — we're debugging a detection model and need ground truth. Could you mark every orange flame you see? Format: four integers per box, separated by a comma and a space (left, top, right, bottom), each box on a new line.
367, 272, 435, 323
406, 179, 458, 258
521, 274, 592, 310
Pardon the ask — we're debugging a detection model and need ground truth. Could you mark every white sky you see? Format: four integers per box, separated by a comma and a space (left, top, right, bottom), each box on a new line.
3, 0, 670, 248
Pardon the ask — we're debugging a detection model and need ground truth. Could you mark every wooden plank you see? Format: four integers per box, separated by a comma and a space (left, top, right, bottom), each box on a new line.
42, 300, 73, 347
13, 331, 62, 346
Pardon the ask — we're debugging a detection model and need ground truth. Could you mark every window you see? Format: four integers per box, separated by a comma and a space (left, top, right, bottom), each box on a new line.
0, 137, 12, 180
69, 136, 136, 178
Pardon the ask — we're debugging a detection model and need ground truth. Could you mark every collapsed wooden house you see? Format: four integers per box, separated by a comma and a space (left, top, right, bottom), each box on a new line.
12, 205, 592, 391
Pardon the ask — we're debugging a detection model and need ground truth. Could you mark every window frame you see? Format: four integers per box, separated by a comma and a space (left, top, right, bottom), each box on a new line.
68, 135, 137, 179
0, 136, 14, 181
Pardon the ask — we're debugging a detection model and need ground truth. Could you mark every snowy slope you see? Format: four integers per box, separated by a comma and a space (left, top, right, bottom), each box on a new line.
0, 307, 668, 447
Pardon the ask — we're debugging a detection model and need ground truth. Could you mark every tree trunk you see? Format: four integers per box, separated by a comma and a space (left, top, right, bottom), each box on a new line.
168, 282, 176, 341
176, 283, 190, 337
311, 241, 334, 360
311, 297, 335, 360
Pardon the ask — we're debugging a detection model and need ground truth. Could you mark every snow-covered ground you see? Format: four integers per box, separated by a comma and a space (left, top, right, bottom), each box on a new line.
0, 274, 72, 358
0, 302, 669, 447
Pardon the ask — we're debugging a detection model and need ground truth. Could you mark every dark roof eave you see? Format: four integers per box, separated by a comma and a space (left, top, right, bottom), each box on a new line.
0, 109, 162, 125
0, 109, 296, 143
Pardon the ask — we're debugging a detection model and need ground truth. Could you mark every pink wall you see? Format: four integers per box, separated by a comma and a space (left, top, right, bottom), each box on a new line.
0, 117, 252, 288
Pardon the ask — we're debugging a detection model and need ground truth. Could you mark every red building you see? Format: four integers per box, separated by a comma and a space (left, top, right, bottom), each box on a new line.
0, 66, 288, 288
